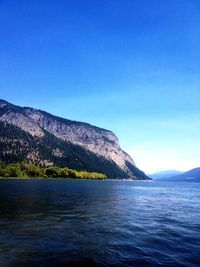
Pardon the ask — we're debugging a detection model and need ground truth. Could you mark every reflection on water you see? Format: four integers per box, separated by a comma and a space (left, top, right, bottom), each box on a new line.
0, 180, 200, 267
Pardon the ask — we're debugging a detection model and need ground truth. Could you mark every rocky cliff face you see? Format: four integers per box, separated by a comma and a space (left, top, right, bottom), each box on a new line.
0, 99, 149, 179
24, 107, 135, 175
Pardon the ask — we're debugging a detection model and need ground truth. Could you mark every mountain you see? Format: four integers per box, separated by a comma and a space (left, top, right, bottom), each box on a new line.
0, 99, 149, 180
168, 168, 200, 182
149, 170, 183, 180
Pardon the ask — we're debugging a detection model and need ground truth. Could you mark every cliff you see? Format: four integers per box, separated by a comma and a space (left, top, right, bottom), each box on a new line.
0, 99, 149, 179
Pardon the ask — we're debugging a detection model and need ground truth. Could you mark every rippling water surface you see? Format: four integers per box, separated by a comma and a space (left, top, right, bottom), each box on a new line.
0, 179, 200, 267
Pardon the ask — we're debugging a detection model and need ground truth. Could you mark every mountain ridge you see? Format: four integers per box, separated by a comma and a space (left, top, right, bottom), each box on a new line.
149, 168, 200, 182
168, 167, 200, 182
149, 170, 184, 180
0, 99, 149, 180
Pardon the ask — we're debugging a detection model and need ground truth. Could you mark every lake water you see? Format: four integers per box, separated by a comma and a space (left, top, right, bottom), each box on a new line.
0, 180, 200, 267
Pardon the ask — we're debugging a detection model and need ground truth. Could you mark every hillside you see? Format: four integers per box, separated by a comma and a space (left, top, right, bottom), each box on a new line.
169, 168, 200, 182
149, 170, 183, 180
0, 99, 149, 180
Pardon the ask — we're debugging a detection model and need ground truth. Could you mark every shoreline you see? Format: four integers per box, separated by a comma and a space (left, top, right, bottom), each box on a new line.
0, 177, 152, 181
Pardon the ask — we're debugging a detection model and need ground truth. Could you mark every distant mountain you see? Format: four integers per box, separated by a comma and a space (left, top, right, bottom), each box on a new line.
0, 99, 150, 180
169, 168, 200, 182
149, 170, 183, 180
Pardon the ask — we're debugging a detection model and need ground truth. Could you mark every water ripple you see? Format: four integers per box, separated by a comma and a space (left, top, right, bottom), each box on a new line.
0, 180, 200, 267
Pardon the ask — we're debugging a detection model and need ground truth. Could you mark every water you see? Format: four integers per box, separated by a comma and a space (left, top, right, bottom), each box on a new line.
0, 180, 200, 267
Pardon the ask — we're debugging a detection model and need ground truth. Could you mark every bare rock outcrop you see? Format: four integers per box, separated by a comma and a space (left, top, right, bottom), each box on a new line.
0, 99, 149, 179
24, 108, 135, 174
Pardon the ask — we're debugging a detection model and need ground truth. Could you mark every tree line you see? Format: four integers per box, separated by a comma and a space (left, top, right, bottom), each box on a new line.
0, 161, 107, 179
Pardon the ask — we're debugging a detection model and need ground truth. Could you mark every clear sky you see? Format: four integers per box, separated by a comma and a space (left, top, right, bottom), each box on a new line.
0, 0, 199, 173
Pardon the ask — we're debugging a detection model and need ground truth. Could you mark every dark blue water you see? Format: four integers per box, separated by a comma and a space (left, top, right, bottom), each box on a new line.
0, 180, 200, 267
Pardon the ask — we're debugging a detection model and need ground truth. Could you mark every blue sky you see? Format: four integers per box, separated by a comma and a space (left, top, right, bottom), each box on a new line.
0, 0, 199, 173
